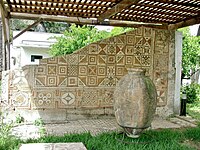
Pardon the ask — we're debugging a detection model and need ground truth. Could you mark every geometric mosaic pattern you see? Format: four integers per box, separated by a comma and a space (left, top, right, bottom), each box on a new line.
2, 27, 175, 112
35, 27, 154, 88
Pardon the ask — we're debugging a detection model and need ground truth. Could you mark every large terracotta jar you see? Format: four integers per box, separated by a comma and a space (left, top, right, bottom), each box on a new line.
114, 68, 157, 138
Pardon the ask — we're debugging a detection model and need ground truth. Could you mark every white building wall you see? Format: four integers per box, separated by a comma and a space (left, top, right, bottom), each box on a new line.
10, 31, 61, 69
189, 24, 199, 36
20, 47, 50, 66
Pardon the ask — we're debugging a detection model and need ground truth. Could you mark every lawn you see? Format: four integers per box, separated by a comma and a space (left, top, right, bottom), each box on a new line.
187, 100, 200, 122
0, 101, 200, 150
1, 125, 200, 150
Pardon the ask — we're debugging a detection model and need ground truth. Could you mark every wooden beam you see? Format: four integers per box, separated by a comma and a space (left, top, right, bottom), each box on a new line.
11, 18, 42, 43
98, 0, 140, 22
150, 0, 199, 8
10, 12, 168, 29
168, 16, 200, 30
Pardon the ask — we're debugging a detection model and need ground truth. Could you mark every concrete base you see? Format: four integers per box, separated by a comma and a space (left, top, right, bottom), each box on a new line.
3, 108, 114, 123
3, 109, 67, 123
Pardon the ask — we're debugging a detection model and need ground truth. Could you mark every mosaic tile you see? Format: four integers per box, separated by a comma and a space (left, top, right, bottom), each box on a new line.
79, 55, 88, 65
36, 66, 46, 75
67, 65, 78, 76
68, 77, 78, 87
47, 65, 57, 75
58, 65, 67, 75
88, 55, 97, 65
47, 57, 57, 64
81, 90, 99, 107
10, 91, 30, 108
47, 76, 57, 86
32, 91, 55, 109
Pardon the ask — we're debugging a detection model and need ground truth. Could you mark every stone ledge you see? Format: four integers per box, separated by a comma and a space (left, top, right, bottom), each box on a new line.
20, 142, 87, 150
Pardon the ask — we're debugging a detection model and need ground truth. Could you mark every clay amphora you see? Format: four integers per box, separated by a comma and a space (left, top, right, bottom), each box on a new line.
114, 68, 157, 138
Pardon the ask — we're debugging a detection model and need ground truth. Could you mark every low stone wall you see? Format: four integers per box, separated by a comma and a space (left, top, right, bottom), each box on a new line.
1, 27, 176, 122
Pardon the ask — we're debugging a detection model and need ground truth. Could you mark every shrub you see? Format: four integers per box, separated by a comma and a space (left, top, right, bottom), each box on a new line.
182, 83, 200, 103
34, 118, 44, 126
15, 114, 24, 124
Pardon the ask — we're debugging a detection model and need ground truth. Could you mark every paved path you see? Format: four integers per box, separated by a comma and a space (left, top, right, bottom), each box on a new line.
12, 115, 197, 140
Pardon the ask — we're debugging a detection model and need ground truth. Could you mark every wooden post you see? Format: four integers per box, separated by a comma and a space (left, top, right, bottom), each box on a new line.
0, 2, 10, 70
5, 17, 10, 70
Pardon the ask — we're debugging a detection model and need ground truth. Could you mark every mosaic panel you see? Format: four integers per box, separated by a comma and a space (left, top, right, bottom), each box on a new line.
10, 91, 30, 108
10, 69, 29, 88
155, 30, 169, 54
154, 30, 171, 106
1, 71, 10, 105
32, 91, 55, 109
81, 90, 99, 107
58, 90, 77, 108
2, 27, 175, 115
99, 88, 115, 107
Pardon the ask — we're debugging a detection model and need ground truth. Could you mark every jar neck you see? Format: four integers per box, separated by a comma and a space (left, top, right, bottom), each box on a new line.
127, 68, 145, 75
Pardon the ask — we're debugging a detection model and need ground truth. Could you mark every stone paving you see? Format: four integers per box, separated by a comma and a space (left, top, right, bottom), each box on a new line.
12, 115, 197, 140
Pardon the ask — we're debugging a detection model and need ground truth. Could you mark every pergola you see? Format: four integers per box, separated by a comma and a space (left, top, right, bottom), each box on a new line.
0, 0, 200, 69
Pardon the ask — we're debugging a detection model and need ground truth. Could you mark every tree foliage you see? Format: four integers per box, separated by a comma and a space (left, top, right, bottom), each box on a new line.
49, 24, 132, 56
179, 27, 200, 77
11, 19, 68, 33
40, 21, 68, 33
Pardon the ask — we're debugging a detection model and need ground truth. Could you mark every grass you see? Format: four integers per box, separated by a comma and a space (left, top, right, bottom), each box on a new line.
0, 100, 200, 150
187, 100, 200, 122
1, 125, 200, 150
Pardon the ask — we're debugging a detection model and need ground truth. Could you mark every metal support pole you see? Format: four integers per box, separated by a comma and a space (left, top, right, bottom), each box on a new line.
180, 92, 187, 116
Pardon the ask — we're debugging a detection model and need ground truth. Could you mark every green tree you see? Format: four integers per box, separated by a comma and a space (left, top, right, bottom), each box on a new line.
11, 19, 68, 33
40, 21, 68, 33
179, 27, 200, 78
49, 24, 132, 56
49, 24, 109, 56
11, 19, 32, 30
